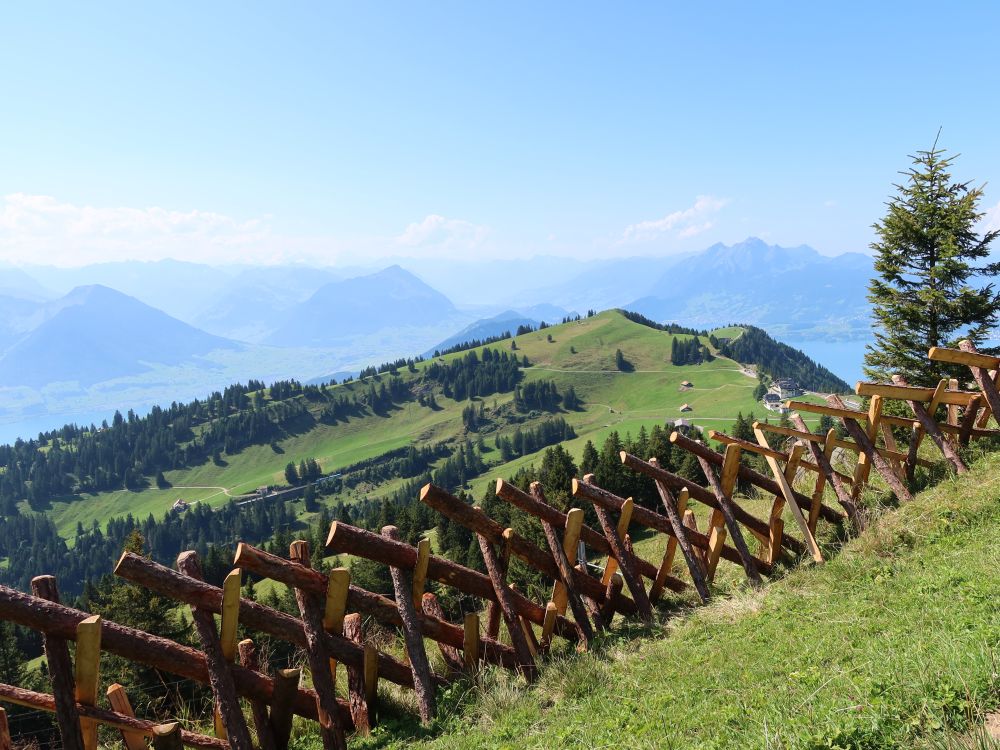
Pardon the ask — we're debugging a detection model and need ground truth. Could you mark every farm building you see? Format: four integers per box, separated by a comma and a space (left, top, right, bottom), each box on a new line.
679, 380, 693, 390
679, 403, 693, 412
772, 378, 803, 399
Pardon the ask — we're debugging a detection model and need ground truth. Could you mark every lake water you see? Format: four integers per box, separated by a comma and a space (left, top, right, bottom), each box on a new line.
784, 338, 871, 386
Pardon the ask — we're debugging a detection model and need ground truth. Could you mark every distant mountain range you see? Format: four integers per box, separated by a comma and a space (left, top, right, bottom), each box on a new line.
264, 265, 459, 348
0, 285, 238, 387
0, 239, 877, 441
626, 238, 873, 339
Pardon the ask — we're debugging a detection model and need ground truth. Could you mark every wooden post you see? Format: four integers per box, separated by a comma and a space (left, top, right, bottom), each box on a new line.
848, 395, 882, 497
236, 640, 277, 750
485, 533, 511, 641
322, 567, 350, 687
220, 569, 241, 662
215, 568, 241, 739
752, 426, 823, 562
30, 576, 84, 750
380, 526, 437, 724
341, 614, 372, 733
826, 396, 915, 502
269, 668, 300, 750
766, 442, 804, 563
959, 394, 983, 446
597, 574, 624, 626
551, 508, 585, 614
421, 593, 465, 673
0, 707, 9, 750
74, 615, 101, 750
696, 449, 765, 586
176, 553, 255, 750
682, 511, 706, 569
531, 486, 595, 650
286, 541, 347, 750
463, 613, 480, 674
539, 603, 559, 653
363, 646, 379, 718
600, 497, 634, 584
650, 483, 689, 602
476, 532, 538, 680
704, 444, 741, 580
412, 538, 431, 611
152, 723, 184, 750
584, 477, 653, 624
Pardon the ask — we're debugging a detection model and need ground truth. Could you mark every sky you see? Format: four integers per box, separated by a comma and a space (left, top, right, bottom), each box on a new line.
1, 1, 999, 267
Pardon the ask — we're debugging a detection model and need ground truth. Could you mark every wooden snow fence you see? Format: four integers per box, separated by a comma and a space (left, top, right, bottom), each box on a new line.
5, 343, 1000, 749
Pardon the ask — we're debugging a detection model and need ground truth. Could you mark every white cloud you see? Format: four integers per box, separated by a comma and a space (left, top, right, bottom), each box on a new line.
620, 195, 727, 244
395, 214, 490, 249
0, 193, 275, 266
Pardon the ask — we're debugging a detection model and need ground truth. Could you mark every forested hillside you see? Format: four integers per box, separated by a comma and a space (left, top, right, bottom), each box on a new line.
0, 311, 839, 600
715, 325, 851, 392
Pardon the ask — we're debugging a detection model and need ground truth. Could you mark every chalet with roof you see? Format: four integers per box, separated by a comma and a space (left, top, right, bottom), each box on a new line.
772, 378, 803, 399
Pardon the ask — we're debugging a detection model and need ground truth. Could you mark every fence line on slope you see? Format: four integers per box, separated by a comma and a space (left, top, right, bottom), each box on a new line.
0, 341, 996, 749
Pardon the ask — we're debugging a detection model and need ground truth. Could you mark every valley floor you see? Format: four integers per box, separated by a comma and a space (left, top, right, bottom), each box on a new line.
344, 450, 1000, 750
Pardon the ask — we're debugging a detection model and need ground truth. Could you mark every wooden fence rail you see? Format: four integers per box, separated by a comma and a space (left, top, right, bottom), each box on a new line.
1, 342, 995, 749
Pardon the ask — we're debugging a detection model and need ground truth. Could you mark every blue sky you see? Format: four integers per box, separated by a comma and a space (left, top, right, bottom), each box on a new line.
1, 1, 998, 266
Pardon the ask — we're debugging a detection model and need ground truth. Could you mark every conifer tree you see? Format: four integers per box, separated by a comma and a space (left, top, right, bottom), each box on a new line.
865, 141, 1000, 385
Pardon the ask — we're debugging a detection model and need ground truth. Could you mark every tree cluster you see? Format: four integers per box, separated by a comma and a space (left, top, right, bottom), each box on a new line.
670, 336, 713, 366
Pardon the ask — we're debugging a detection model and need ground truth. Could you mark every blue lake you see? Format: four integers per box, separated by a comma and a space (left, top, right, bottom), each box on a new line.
784, 339, 871, 386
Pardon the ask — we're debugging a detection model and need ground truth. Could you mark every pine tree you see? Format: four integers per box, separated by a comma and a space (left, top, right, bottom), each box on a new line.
0, 621, 25, 684
865, 141, 1000, 385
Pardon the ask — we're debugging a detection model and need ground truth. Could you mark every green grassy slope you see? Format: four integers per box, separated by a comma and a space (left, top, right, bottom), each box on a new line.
353, 450, 1000, 750
34, 311, 817, 537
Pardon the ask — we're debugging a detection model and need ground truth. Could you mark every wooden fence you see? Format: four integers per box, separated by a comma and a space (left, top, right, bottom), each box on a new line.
1, 340, 997, 749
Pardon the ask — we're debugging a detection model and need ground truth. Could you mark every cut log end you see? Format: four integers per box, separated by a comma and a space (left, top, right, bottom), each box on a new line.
232, 542, 250, 567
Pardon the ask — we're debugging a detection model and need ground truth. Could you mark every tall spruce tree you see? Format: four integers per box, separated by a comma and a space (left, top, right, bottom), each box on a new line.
865, 142, 1000, 385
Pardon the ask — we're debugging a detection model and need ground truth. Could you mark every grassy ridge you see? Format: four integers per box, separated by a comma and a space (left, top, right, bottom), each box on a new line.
34, 311, 796, 537
353, 450, 1000, 750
